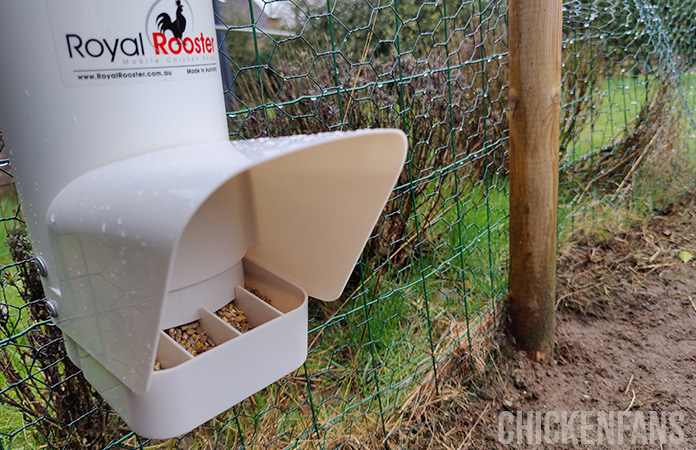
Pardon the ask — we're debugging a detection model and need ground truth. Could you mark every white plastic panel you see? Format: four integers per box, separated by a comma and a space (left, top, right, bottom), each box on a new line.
233, 286, 283, 328
46, 131, 406, 396
169, 173, 258, 291
47, 142, 255, 395
162, 262, 245, 330
245, 131, 407, 300
242, 254, 309, 314
198, 308, 241, 345
156, 332, 194, 370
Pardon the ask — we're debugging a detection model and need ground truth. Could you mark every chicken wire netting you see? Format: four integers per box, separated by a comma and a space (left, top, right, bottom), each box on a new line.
0, 0, 695, 448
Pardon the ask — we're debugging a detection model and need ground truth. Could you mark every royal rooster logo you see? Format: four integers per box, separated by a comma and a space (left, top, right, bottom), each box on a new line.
157, 0, 187, 40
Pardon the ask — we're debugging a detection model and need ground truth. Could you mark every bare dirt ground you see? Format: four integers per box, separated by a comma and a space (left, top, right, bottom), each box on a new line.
445, 194, 696, 449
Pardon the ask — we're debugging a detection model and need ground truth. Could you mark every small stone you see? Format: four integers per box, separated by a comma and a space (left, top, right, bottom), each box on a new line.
215, 300, 253, 332
165, 320, 216, 356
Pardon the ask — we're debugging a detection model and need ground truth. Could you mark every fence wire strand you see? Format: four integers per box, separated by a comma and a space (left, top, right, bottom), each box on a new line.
1, 0, 695, 448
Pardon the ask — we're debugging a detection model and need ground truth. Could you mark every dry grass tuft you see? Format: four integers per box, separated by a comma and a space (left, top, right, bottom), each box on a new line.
380, 304, 501, 448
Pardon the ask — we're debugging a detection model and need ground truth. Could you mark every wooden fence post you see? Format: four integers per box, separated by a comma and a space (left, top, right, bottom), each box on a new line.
508, 0, 562, 362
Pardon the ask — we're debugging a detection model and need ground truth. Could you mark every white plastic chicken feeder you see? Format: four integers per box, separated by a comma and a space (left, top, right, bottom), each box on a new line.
0, 0, 407, 439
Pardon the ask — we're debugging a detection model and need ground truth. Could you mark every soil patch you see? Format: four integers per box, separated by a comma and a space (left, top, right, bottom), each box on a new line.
445, 194, 696, 449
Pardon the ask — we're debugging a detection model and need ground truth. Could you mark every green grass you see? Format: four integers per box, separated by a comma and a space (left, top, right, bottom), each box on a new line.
0, 185, 20, 263
0, 185, 26, 316
0, 404, 35, 450
0, 184, 46, 450
583, 74, 650, 151
566, 71, 696, 162
562, 73, 652, 168
559, 69, 696, 243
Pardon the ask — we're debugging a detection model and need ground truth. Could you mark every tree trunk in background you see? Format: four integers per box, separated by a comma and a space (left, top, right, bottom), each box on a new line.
508, 0, 562, 362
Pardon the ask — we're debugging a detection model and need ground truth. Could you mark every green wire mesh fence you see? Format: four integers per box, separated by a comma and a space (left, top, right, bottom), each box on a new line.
1, 0, 695, 448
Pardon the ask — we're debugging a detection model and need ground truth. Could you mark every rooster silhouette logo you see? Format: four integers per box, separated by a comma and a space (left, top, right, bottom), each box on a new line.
157, 0, 187, 40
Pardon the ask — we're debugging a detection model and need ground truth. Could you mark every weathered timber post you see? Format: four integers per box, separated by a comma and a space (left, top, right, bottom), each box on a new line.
508, 0, 562, 362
